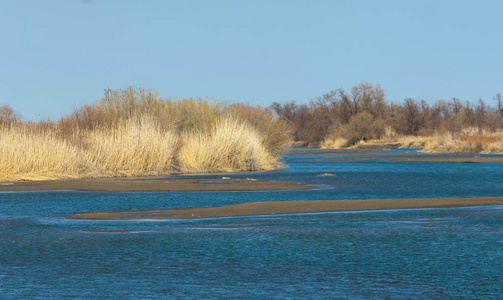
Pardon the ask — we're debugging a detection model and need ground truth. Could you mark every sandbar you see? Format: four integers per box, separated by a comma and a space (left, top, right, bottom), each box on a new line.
69, 197, 503, 220
0, 177, 308, 192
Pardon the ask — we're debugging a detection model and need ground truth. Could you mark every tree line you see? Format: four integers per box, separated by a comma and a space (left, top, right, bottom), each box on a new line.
269, 83, 503, 146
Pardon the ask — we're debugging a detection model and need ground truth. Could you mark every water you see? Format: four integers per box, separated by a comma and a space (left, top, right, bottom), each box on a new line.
1, 150, 502, 299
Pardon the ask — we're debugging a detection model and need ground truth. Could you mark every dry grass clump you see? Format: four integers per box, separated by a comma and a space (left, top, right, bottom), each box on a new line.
0, 126, 81, 181
320, 133, 350, 149
482, 139, 503, 154
179, 117, 278, 173
423, 134, 503, 153
423, 135, 475, 153
320, 124, 432, 151
396, 136, 431, 149
226, 104, 293, 156
84, 117, 179, 177
0, 118, 180, 181
0, 87, 290, 182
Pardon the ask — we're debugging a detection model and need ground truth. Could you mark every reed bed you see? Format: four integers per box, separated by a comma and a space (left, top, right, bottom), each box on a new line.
320, 124, 432, 150
423, 134, 503, 153
0, 126, 81, 181
0, 87, 291, 182
84, 117, 179, 177
179, 117, 278, 173
320, 132, 503, 154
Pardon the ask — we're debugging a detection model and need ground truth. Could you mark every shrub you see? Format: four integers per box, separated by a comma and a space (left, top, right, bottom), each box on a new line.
0, 105, 21, 127
320, 133, 350, 149
339, 112, 386, 146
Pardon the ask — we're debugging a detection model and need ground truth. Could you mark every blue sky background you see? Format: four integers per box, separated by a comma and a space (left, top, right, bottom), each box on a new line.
1, 0, 502, 121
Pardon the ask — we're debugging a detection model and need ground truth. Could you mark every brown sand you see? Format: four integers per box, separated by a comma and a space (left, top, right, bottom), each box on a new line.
69, 197, 503, 220
0, 177, 309, 192
82, 229, 143, 233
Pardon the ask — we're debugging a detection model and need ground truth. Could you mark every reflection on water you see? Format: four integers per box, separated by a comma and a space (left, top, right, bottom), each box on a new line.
1, 150, 502, 298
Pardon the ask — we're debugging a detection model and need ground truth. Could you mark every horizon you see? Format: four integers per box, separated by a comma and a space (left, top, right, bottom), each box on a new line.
2, 0, 502, 121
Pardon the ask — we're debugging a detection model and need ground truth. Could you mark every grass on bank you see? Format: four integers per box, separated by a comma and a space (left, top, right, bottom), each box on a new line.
0, 87, 291, 182
320, 122, 503, 154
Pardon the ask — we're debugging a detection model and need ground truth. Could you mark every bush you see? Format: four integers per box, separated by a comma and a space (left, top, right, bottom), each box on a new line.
0, 105, 21, 127
339, 112, 386, 146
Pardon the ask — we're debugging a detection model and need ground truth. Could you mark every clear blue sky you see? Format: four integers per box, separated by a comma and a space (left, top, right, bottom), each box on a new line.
1, 0, 502, 121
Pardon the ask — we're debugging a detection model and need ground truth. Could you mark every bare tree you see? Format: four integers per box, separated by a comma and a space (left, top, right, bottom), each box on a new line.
475, 99, 487, 132
494, 93, 502, 118
399, 98, 422, 135
0, 105, 21, 126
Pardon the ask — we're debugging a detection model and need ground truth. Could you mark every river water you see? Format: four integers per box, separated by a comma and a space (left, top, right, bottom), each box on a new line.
1, 150, 502, 299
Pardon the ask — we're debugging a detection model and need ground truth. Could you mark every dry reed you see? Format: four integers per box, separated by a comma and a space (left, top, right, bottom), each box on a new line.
84, 117, 179, 177
423, 134, 503, 153
0, 126, 81, 181
179, 117, 279, 173
0, 87, 290, 182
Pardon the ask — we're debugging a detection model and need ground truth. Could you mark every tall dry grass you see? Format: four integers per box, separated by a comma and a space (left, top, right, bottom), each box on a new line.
84, 117, 179, 177
320, 124, 432, 151
0, 87, 291, 182
423, 134, 503, 153
226, 104, 293, 156
0, 125, 81, 181
179, 117, 279, 173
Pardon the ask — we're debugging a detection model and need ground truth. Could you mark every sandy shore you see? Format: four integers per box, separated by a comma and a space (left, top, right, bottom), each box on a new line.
69, 197, 503, 220
0, 177, 309, 192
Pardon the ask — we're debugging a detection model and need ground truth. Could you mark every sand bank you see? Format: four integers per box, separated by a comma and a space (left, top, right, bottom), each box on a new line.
69, 197, 503, 220
0, 177, 308, 192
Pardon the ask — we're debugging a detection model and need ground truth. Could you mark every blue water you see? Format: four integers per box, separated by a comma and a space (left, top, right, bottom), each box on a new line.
1, 150, 503, 299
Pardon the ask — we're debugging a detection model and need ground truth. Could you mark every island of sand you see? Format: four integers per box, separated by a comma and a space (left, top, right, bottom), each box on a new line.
69, 197, 503, 220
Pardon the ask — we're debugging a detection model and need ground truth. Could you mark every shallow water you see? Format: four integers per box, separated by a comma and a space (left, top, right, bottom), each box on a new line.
1, 150, 502, 299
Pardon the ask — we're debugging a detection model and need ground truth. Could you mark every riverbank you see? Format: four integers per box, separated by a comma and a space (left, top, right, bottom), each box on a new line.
69, 197, 503, 220
288, 149, 503, 163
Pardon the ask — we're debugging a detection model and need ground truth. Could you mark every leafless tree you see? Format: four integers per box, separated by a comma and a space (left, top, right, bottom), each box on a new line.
0, 105, 21, 126
494, 93, 502, 118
